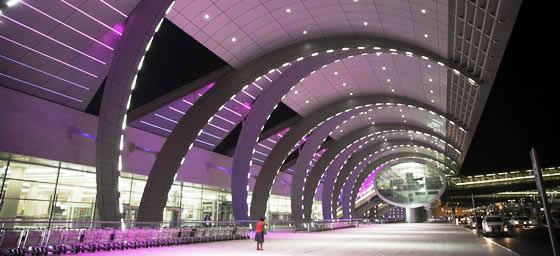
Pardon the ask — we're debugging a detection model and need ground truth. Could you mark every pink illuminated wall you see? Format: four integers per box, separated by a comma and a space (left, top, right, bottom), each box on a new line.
0, 86, 300, 198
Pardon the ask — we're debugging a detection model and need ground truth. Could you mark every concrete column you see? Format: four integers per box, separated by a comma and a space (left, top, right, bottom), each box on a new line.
406, 207, 426, 223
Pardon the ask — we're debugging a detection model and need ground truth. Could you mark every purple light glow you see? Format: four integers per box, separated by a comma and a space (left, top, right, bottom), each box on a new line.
0, 35, 98, 78
113, 23, 125, 34
357, 163, 387, 198
59, 0, 123, 36
0, 14, 107, 65
20, 1, 115, 51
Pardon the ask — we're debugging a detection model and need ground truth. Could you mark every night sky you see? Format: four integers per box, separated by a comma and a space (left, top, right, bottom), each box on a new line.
117, 1, 554, 176
461, 1, 558, 174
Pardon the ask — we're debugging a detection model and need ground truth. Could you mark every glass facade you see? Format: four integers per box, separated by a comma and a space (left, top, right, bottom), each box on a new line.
0, 153, 322, 223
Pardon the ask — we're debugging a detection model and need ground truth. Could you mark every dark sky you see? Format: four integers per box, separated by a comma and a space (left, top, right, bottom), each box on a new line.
112, 1, 553, 176
461, 1, 559, 174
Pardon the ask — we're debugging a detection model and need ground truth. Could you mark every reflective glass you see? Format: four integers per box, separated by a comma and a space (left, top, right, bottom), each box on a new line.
375, 162, 445, 208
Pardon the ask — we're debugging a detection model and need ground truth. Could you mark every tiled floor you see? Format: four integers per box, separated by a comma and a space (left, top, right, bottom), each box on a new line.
80, 223, 519, 256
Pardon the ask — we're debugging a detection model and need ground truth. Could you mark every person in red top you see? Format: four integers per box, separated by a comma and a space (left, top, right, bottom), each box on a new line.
255, 217, 266, 250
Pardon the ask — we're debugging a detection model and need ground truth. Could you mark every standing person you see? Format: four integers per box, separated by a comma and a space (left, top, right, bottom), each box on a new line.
203, 214, 210, 227
255, 217, 266, 250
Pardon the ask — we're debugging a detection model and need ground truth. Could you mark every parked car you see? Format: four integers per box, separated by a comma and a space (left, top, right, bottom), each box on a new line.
482, 215, 509, 236
509, 216, 535, 227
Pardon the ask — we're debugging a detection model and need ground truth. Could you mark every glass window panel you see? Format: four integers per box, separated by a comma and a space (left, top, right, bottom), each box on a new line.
131, 179, 146, 194
3, 180, 56, 201
0, 198, 51, 220
51, 201, 94, 221
6, 162, 59, 184
201, 189, 220, 201
10, 154, 59, 167
58, 169, 96, 188
166, 184, 181, 207
55, 184, 96, 204
60, 162, 95, 173
119, 176, 132, 193
129, 192, 143, 207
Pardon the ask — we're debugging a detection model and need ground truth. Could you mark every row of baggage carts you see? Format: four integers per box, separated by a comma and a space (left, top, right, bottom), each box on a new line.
0, 226, 251, 255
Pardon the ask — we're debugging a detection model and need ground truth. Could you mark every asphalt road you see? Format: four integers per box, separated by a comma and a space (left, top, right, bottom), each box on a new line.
468, 226, 560, 256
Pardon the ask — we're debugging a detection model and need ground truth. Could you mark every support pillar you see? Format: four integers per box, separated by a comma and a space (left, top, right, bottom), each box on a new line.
406, 207, 426, 223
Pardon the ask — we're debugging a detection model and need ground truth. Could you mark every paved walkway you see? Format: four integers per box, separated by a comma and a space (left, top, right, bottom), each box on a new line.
80, 223, 518, 256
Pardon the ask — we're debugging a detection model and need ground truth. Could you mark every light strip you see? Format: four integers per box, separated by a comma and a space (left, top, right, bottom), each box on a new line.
59, 0, 123, 36
252, 82, 263, 91
195, 139, 216, 147
254, 150, 268, 156
0, 54, 89, 90
1, 14, 107, 65
0, 35, 98, 78
232, 98, 251, 109
214, 114, 236, 125
182, 99, 193, 105
455, 172, 560, 186
207, 122, 228, 132
169, 106, 185, 114
222, 106, 242, 117
257, 143, 273, 151
140, 120, 171, 132
252, 157, 264, 163
267, 138, 277, 144
201, 131, 222, 140
20, 1, 114, 51
0, 72, 83, 102
242, 90, 256, 100
154, 113, 178, 123
99, 0, 128, 18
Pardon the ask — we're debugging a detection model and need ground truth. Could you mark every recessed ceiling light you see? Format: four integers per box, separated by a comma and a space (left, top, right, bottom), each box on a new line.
231, 37, 237, 42
342, 82, 347, 86
294, 90, 298, 94
371, 122, 375, 125
429, 90, 434, 94
386, 78, 391, 83
421, 9, 426, 14
303, 30, 308, 35
391, 89, 395, 92
363, 21, 368, 26
382, 66, 386, 70
6, 0, 20, 7
401, 115, 405, 118
368, 117, 372, 120
354, 0, 359, 2
340, 130, 344, 133
428, 78, 433, 82
403, 120, 407, 123
334, 72, 338, 75
431, 99, 435, 103
349, 92, 353, 96
424, 34, 429, 38
427, 64, 431, 68
204, 14, 210, 20
306, 100, 309, 104
286, 8, 292, 13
